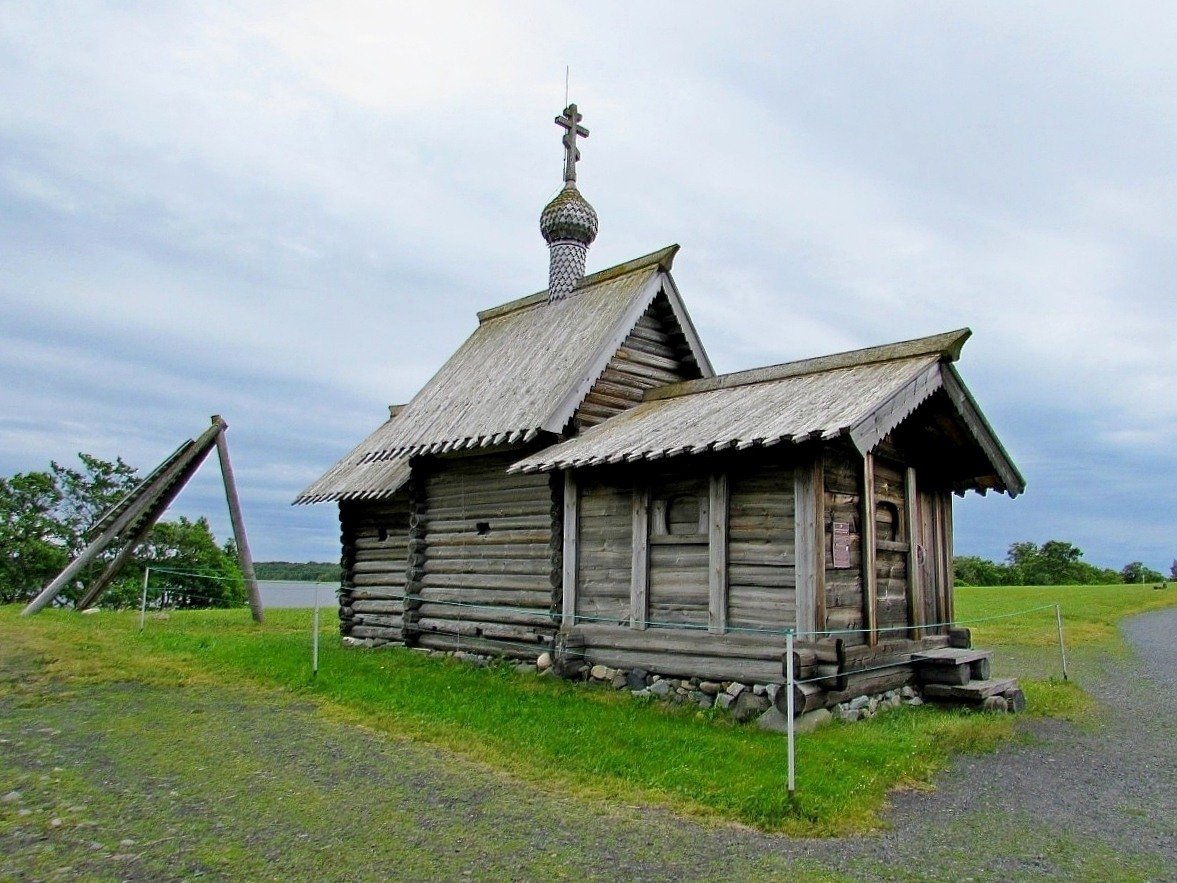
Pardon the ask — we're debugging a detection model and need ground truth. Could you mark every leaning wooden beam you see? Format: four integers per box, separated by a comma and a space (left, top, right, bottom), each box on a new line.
213, 415, 263, 623
22, 421, 224, 616
76, 442, 214, 611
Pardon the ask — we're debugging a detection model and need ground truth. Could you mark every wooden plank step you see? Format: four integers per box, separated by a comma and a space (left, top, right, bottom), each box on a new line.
910, 647, 993, 665
923, 677, 1018, 701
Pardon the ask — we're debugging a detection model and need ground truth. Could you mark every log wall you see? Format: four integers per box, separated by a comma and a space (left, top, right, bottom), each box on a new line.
571, 455, 802, 682
338, 498, 410, 643
727, 462, 796, 632
647, 474, 710, 628
576, 478, 632, 624
413, 450, 557, 656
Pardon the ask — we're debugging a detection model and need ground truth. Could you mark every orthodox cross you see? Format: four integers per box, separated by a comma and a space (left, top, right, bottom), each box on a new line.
555, 103, 589, 184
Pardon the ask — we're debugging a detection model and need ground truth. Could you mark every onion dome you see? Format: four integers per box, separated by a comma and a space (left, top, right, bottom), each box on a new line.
540, 182, 599, 246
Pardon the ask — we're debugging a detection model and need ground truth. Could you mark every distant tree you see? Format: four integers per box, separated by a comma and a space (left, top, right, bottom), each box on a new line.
952, 555, 1011, 587
1005, 540, 1117, 586
253, 561, 340, 582
0, 471, 67, 604
1120, 562, 1164, 584
50, 454, 139, 560
104, 517, 244, 609
1170, 559, 1177, 581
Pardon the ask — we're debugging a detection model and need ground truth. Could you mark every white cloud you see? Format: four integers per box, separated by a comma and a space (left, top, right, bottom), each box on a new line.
1, 1, 1175, 567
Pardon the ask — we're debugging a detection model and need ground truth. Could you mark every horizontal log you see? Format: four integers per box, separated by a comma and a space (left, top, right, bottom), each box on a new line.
414, 587, 552, 607
348, 625, 403, 641
353, 613, 403, 629
424, 515, 553, 533
352, 560, 410, 575
727, 527, 796, 543
351, 600, 404, 615
771, 681, 825, 717
426, 530, 551, 547
572, 625, 806, 665
348, 588, 408, 601
728, 549, 793, 568
425, 484, 551, 507
422, 557, 549, 577
728, 564, 796, 588
421, 572, 551, 592
352, 573, 408, 588
425, 543, 550, 560
580, 647, 783, 683
415, 605, 553, 628
414, 633, 542, 660
822, 666, 915, 706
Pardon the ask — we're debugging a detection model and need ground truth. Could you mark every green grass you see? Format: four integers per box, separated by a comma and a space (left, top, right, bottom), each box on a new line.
2, 582, 1173, 836
956, 582, 1177, 720
1, 606, 1010, 836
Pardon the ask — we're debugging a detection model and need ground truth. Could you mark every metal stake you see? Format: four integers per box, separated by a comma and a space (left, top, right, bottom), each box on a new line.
1055, 603, 1068, 681
786, 629, 796, 797
312, 582, 320, 679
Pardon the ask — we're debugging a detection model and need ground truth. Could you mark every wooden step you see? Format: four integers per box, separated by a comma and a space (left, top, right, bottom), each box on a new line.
922, 677, 1018, 702
912, 647, 993, 684
910, 647, 992, 665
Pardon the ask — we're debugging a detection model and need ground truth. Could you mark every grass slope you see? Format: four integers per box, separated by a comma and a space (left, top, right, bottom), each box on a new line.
2, 582, 1173, 838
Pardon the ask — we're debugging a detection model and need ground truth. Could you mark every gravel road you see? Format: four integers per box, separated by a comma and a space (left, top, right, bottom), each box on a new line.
2, 608, 1174, 881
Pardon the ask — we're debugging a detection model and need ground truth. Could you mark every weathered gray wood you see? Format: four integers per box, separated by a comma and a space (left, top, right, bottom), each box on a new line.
213, 423, 263, 623
76, 442, 210, 611
25, 420, 223, 616
706, 477, 725, 635
822, 667, 914, 706
861, 452, 878, 645
942, 489, 955, 624
630, 486, 649, 629
348, 625, 403, 641
772, 681, 824, 717
351, 600, 405, 614
583, 647, 783, 684
562, 470, 577, 626
574, 623, 789, 660
903, 466, 923, 637
415, 633, 541, 660
794, 456, 818, 638
922, 677, 1018, 701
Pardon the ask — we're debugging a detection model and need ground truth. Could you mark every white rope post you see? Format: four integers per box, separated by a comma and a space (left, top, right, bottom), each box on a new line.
312, 582, 320, 679
1055, 603, 1068, 681
139, 567, 150, 632
786, 628, 796, 798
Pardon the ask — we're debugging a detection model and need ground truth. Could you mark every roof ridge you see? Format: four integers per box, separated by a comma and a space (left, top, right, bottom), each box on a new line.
644, 328, 972, 402
477, 244, 680, 323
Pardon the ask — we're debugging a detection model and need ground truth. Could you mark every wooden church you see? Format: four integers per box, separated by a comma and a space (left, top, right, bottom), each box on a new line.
297, 105, 1024, 703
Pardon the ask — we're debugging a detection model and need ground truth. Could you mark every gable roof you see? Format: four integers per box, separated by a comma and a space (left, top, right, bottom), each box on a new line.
294, 245, 712, 504
510, 329, 1025, 497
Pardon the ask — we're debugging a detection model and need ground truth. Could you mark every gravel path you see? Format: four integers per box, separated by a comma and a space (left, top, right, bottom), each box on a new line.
2, 609, 1174, 881
779, 605, 1177, 880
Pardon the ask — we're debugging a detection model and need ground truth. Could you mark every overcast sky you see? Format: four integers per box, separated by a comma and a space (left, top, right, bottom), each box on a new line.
2, 2, 1174, 572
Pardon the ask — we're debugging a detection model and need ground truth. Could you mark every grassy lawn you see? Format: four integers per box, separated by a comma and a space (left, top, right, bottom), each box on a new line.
956, 582, 1177, 720
2, 582, 1174, 839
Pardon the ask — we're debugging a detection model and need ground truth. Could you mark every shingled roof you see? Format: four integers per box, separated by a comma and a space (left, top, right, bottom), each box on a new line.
510, 329, 1025, 497
295, 245, 712, 504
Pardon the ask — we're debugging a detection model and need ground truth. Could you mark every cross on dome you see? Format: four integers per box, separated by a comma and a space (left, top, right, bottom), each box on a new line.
556, 103, 589, 184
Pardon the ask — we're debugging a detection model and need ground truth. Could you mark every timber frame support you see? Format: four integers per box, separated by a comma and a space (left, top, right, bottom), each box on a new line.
21, 416, 264, 620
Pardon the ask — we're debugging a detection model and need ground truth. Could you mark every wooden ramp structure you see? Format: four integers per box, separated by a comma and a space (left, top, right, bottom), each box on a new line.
21, 416, 263, 621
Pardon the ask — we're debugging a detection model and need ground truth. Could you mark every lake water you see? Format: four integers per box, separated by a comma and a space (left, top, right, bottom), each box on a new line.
257, 580, 340, 609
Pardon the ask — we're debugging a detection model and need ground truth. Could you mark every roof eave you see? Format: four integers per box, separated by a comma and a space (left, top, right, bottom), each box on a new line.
940, 364, 1027, 497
